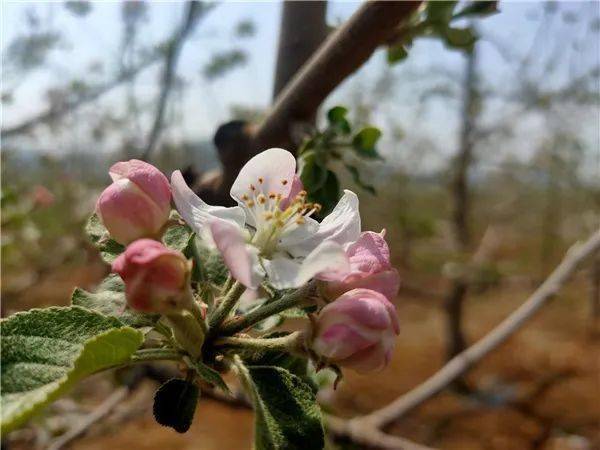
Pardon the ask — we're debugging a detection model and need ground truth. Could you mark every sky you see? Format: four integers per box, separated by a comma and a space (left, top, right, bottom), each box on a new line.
1, 1, 599, 175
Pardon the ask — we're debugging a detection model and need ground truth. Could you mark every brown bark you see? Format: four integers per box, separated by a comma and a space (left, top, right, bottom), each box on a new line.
445, 44, 478, 361
272, 1, 328, 100
201, 1, 422, 199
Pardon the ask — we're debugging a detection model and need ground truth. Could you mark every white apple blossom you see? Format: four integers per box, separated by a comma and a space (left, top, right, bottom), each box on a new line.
171, 148, 362, 289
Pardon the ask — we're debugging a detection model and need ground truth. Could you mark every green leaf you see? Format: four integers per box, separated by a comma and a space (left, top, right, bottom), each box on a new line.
443, 27, 477, 52
1, 306, 143, 433
344, 164, 376, 195
84, 213, 125, 264
71, 274, 158, 328
387, 44, 409, 64
238, 362, 324, 450
162, 223, 194, 253
453, 1, 499, 19
308, 170, 340, 218
153, 378, 199, 433
326, 106, 351, 134
299, 150, 329, 193
191, 361, 230, 394
191, 238, 229, 286
426, 0, 458, 24
352, 127, 382, 159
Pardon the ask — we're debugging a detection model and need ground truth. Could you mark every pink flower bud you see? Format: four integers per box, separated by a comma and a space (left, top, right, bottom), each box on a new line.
312, 288, 399, 373
321, 231, 400, 301
96, 160, 171, 244
112, 239, 190, 313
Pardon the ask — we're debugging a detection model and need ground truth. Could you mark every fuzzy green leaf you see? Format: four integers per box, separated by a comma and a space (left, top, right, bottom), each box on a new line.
84, 213, 125, 264
191, 361, 230, 394
71, 274, 158, 327
242, 365, 324, 450
1, 307, 143, 433
163, 223, 194, 253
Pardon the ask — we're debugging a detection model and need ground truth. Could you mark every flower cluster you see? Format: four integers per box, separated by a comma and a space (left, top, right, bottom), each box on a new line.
96, 149, 400, 373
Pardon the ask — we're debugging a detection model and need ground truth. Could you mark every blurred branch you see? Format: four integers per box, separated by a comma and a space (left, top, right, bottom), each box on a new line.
1, 55, 160, 139
338, 229, 600, 431
141, 1, 211, 161
444, 38, 479, 362
272, 1, 329, 100
254, 1, 422, 150
46, 386, 129, 450
203, 1, 422, 202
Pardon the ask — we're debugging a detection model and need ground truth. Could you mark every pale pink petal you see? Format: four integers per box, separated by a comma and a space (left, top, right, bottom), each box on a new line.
209, 218, 264, 289
313, 323, 374, 360
279, 174, 304, 210
230, 148, 296, 202
346, 231, 392, 274
109, 159, 171, 214
171, 170, 246, 233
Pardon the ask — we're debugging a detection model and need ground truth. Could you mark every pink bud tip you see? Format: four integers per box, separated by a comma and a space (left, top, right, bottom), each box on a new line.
312, 288, 399, 373
112, 239, 189, 313
96, 160, 171, 245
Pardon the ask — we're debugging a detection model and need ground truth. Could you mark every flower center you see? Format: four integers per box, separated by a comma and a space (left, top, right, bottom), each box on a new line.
241, 178, 321, 257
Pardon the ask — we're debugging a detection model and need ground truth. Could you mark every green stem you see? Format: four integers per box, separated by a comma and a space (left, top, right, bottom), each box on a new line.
215, 331, 305, 354
208, 281, 245, 331
219, 281, 316, 336
130, 347, 184, 363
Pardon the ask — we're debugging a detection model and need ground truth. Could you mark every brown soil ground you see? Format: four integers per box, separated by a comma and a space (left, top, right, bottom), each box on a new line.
4, 270, 599, 450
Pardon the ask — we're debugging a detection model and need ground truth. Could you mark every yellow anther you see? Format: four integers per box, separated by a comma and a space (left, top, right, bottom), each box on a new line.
276, 219, 285, 228
264, 213, 273, 220
250, 184, 256, 191
242, 194, 249, 201
281, 179, 288, 185
298, 190, 307, 197
296, 217, 305, 225
247, 200, 255, 208
268, 193, 276, 199
313, 203, 322, 212
258, 194, 267, 204
258, 177, 264, 184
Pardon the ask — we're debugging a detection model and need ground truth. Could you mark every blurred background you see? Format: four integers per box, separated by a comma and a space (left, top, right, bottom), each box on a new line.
1, 1, 599, 449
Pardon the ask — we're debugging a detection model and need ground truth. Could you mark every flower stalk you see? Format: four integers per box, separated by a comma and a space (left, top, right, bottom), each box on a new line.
219, 281, 316, 336
214, 331, 306, 355
208, 281, 245, 331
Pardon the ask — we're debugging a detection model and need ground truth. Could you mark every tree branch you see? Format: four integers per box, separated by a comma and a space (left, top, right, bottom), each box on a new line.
348, 229, 600, 430
253, 1, 422, 150
1, 55, 160, 139
141, 1, 210, 160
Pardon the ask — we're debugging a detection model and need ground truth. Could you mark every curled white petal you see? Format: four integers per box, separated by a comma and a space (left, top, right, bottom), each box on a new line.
263, 241, 350, 289
171, 170, 245, 233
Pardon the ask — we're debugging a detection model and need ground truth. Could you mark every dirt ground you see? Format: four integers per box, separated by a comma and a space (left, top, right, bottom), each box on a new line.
4, 267, 599, 450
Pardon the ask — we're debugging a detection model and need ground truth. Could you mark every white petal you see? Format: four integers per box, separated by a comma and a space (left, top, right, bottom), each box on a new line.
209, 218, 265, 289
171, 170, 246, 233
316, 190, 361, 245
263, 241, 350, 289
230, 148, 296, 202
278, 216, 319, 255
286, 190, 361, 255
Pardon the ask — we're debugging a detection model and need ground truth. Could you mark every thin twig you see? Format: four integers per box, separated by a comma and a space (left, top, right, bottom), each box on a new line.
46, 387, 129, 450
141, 1, 211, 160
353, 229, 600, 430
219, 281, 315, 336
